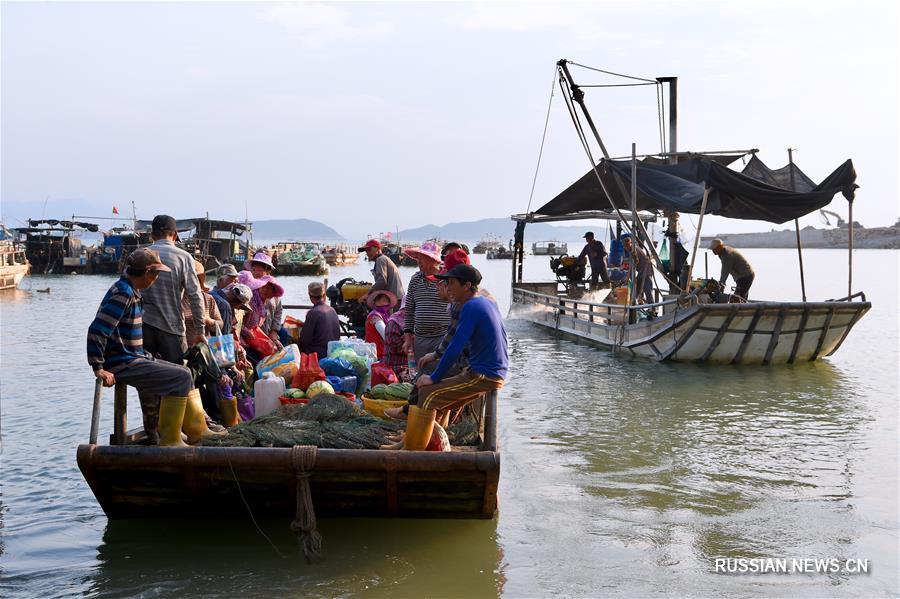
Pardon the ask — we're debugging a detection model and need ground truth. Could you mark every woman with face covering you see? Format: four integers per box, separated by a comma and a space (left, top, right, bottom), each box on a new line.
237, 269, 285, 351
364, 290, 398, 360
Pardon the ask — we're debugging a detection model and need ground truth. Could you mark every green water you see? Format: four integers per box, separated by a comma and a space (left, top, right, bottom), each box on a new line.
1, 249, 897, 597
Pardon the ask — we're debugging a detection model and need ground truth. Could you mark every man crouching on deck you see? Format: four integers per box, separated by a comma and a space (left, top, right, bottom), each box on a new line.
86, 248, 197, 447
385, 264, 508, 450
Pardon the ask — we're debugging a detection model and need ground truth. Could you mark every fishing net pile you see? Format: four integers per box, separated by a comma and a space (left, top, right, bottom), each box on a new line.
202, 394, 404, 449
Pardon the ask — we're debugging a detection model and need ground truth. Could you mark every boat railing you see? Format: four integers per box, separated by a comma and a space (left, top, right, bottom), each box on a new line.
513, 285, 686, 324
826, 291, 867, 303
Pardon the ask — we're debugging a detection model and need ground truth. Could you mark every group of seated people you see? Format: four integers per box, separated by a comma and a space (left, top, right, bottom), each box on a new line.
87, 214, 509, 451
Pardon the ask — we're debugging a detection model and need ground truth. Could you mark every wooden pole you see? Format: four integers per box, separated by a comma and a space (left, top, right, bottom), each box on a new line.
90, 378, 103, 445
848, 199, 854, 299
629, 144, 638, 322
788, 149, 807, 301
685, 187, 711, 289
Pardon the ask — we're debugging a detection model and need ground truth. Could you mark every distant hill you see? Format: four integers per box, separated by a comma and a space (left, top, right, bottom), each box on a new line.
396, 217, 605, 244
251, 218, 345, 241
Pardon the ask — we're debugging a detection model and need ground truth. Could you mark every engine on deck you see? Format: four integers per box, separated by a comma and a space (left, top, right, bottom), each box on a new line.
326, 278, 373, 338
549, 254, 587, 287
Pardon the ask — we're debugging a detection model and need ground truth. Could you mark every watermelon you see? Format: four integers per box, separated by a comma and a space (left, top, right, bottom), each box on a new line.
384, 382, 413, 400
306, 380, 335, 398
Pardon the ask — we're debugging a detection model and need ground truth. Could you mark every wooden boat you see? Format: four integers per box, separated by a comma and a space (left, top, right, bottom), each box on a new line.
12, 219, 97, 274
321, 244, 359, 266
472, 235, 501, 255
267, 242, 329, 276
508, 60, 869, 364
77, 384, 500, 520
511, 284, 869, 364
532, 240, 568, 256
486, 242, 514, 260
0, 240, 30, 290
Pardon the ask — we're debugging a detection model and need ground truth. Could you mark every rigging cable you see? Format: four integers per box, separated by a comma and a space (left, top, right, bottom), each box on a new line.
567, 61, 657, 83
525, 67, 558, 215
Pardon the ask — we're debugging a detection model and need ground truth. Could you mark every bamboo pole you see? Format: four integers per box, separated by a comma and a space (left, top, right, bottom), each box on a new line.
685, 187, 711, 289
788, 149, 807, 301
629, 144, 638, 322
90, 379, 103, 445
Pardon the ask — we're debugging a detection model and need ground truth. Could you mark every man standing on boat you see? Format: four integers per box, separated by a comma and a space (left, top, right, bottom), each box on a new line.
709, 238, 755, 301
139, 215, 209, 439
359, 239, 405, 303
87, 248, 195, 446
621, 234, 655, 311
577, 232, 610, 290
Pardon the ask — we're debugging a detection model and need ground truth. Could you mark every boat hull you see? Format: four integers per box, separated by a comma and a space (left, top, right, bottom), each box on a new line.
0, 264, 29, 290
76, 444, 499, 519
511, 285, 870, 364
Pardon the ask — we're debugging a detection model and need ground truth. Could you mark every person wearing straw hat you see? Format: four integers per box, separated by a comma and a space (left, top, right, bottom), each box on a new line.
244, 250, 286, 345
364, 289, 398, 359
709, 238, 755, 301
402, 241, 451, 363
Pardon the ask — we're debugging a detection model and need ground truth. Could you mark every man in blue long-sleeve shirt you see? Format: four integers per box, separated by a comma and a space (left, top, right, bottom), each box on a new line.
389, 264, 508, 450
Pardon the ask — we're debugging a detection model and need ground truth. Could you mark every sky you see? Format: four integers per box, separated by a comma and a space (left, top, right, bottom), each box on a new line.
2, 0, 898, 239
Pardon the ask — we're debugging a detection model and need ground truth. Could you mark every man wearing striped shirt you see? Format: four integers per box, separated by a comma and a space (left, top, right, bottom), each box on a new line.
87, 249, 193, 442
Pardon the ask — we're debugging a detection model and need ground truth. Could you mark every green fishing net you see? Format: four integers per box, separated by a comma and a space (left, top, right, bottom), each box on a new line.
202, 394, 404, 449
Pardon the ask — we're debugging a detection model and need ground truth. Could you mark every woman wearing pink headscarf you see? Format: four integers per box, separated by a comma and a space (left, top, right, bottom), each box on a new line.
237, 269, 285, 349
364, 289, 398, 360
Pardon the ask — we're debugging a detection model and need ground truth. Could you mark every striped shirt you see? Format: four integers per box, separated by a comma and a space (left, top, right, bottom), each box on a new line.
404, 271, 450, 338
87, 276, 148, 372
140, 240, 205, 337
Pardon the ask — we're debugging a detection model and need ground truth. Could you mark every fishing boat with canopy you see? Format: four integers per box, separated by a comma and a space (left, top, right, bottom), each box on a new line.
509, 60, 869, 364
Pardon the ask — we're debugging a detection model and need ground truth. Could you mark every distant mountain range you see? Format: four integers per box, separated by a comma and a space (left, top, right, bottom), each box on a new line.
395, 217, 602, 244
251, 218, 345, 241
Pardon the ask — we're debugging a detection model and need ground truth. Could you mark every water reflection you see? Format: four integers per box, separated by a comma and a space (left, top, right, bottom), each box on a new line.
500, 321, 874, 594
86, 517, 501, 598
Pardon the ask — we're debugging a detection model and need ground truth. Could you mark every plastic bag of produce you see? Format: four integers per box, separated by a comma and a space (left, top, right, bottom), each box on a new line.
291, 352, 326, 391
256, 343, 301, 380
319, 357, 356, 378
371, 362, 399, 386
245, 326, 277, 358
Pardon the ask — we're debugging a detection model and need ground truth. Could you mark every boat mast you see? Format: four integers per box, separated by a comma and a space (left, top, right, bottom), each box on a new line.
556, 60, 676, 289
657, 76, 682, 292
788, 148, 808, 301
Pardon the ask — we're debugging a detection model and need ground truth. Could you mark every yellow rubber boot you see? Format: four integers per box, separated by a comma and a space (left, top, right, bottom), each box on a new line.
217, 397, 241, 428
403, 405, 437, 451
159, 395, 189, 448
182, 389, 227, 445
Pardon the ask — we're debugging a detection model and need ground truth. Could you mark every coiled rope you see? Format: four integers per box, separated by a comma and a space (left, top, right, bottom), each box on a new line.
290, 445, 322, 562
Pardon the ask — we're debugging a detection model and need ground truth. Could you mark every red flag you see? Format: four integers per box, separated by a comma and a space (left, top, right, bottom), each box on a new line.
112, 206, 119, 214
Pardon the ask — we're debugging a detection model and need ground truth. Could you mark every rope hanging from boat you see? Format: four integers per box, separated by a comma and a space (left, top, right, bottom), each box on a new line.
290, 444, 322, 562
526, 66, 558, 215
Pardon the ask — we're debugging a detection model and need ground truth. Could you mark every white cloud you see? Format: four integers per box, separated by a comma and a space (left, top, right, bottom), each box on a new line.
259, 2, 392, 48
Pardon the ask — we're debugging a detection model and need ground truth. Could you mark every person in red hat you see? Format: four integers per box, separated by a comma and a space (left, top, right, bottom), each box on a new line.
359, 239, 405, 302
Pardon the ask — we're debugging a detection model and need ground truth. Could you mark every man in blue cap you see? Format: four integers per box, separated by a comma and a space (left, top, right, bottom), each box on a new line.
577, 231, 610, 290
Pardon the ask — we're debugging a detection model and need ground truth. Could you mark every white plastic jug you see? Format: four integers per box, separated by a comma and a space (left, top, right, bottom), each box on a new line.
253, 371, 285, 418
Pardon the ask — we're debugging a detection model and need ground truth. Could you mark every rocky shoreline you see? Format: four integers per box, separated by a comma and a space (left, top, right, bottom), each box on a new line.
703, 223, 900, 249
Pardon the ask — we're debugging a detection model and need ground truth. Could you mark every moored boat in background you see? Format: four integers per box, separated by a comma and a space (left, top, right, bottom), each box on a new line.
0, 240, 30, 290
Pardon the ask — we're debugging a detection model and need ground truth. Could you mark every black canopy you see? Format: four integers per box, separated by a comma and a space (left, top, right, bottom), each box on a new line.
535, 154, 857, 224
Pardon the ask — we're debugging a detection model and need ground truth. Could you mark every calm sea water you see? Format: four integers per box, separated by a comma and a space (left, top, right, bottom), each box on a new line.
1, 249, 898, 597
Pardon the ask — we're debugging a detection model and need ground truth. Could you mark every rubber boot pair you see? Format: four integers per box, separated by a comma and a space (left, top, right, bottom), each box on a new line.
158, 389, 227, 447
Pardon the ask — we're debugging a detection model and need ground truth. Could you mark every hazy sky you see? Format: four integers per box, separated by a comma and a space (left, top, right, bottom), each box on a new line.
2, 1, 898, 237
